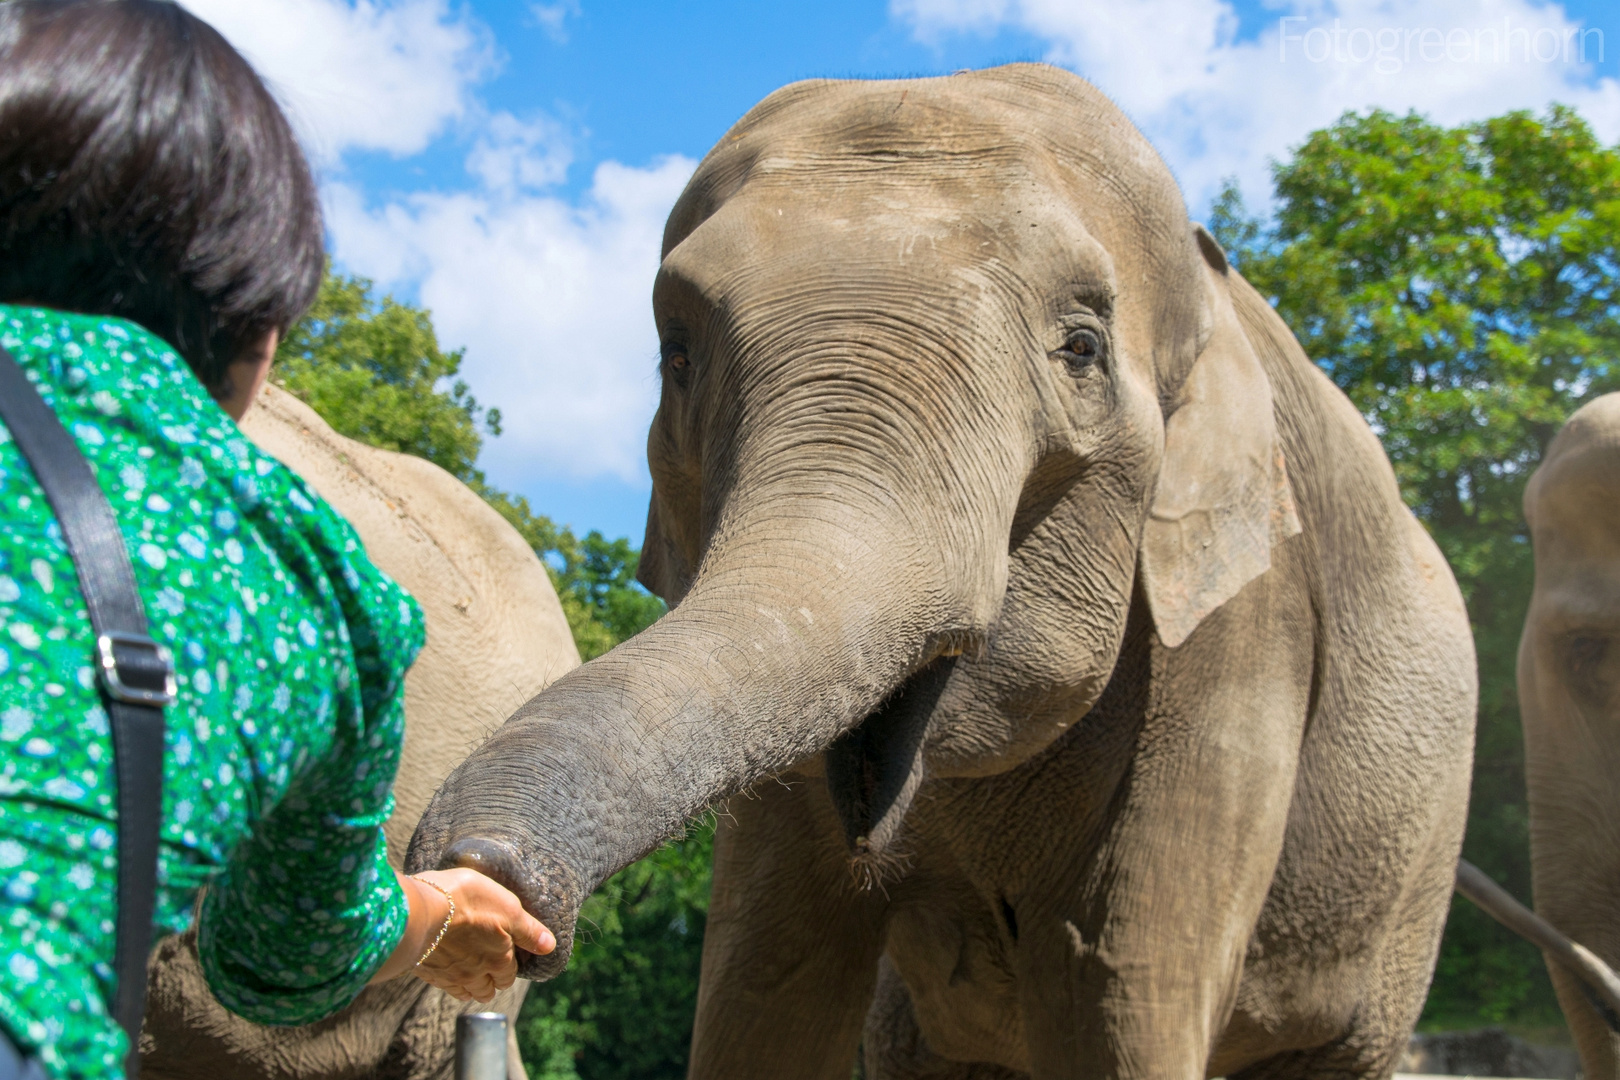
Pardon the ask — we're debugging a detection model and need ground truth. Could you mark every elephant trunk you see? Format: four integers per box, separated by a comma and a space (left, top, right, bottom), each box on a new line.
1456, 860, 1620, 1027
1528, 788, 1620, 1073
406, 500, 973, 979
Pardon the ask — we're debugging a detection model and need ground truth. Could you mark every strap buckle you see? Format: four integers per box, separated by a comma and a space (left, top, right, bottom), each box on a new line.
97, 631, 177, 707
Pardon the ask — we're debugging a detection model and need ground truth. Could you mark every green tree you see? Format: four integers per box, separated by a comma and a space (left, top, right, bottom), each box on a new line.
1212, 105, 1620, 1030
497, 510, 695, 1079
507, 520, 698, 1079
479, 491, 667, 661
274, 270, 498, 481
485, 496, 694, 1076
557, 531, 668, 649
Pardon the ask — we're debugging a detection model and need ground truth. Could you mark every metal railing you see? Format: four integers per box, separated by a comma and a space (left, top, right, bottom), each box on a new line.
455, 1012, 509, 1080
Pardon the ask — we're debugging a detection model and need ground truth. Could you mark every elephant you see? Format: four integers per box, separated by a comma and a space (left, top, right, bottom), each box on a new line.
1520, 392, 1620, 1080
408, 64, 1478, 1080
137, 384, 581, 1079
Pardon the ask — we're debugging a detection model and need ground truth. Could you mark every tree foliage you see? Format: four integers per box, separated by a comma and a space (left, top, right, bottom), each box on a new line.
488, 502, 694, 1075
1213, 104, 1620, 1029
274, 270, 498, 481
478, 490, 665, 661
507, 522, 699, 1078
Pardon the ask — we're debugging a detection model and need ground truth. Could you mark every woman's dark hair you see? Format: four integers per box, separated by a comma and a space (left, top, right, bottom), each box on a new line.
0, 0, 324, 390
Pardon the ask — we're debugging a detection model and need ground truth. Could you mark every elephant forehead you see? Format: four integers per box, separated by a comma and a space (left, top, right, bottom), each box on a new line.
658, 177, 1122, 342
674, 181, 1099, 275
670, 67, 1183, 267
1534, 446, 1620, 551
658, 64, 1204, 388
719, 75, 1043, 177
1530, 452, 1620, 625
722, 65, 1167, 194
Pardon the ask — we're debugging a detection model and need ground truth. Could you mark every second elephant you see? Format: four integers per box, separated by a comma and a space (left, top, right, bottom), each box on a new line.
1520, 392, 1620, 1080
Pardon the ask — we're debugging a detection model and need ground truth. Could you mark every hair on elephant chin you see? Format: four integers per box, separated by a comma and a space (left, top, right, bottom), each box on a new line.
850, 833, 916, 895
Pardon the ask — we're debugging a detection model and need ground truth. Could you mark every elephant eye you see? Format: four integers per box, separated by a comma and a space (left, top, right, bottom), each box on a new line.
1053, 327, 1104, 376
661, 342, 692, 386
1565, 632, 1616, 704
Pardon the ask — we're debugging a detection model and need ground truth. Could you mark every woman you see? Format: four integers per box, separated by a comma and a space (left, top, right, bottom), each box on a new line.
0, 3, 553, 1077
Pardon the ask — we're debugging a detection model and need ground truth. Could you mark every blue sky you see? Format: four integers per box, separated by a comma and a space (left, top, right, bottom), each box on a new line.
353, 0, 1618, 201
189, 0, 1619, 544
340, 2, 1053, 202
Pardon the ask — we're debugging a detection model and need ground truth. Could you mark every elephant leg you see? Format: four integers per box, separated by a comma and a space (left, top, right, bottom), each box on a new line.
1016, 602, 1309, 1079
1231, 839, 1454, 1080
864, 957, 1027, 1080
1228, 971, 1419, 1080
1229, 1036, 1389, 1080
688, 772, 887, 1080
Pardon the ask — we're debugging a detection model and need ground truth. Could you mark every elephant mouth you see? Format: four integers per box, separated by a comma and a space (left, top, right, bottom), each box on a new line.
824, 655, 957, 889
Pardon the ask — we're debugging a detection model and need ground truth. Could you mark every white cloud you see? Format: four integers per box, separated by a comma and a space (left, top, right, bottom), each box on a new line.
531, 0, 582, 43
894, 0, 1620, 214
180, 0, 494, 163
184, 0, 688, 489
466, 112, 576, 195
172, 0, 692, 495
326, 153, 697, 486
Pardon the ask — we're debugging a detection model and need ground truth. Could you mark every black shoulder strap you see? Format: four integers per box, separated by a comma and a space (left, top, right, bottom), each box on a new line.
0, 345, 171, 1078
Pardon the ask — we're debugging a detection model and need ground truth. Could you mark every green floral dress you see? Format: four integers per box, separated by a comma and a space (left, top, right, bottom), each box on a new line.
0, 305, 421, 1079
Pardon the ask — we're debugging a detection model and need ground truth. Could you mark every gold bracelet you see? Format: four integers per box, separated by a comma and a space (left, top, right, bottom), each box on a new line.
414, 877, 455, 967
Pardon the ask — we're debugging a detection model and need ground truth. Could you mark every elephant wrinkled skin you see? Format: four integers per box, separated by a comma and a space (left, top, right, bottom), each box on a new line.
1521, 393, 1620, 1080
410, 65, 1477, 1079
138, 385, 580, 1080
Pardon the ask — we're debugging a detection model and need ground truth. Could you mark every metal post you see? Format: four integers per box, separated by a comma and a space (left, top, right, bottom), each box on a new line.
455, 1011, 509, 1080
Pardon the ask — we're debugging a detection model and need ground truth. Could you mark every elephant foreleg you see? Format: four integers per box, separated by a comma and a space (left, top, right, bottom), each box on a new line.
1017, 603, 1309, 1079
688, 770, 887, 1080
865, 957, 1028, 1080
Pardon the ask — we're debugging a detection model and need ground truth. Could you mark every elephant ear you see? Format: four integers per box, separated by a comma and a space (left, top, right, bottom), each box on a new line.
635, 492, 687, 606
1139, 225, 1302, 648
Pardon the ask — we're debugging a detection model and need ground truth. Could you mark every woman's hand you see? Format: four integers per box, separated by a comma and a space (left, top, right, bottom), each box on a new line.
371, 867, 555, 1001
410, 868, 555, 1002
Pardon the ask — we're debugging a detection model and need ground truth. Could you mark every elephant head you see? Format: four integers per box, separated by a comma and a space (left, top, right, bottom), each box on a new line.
408, 64, 1299, 976
1521, 394, 1620, 1078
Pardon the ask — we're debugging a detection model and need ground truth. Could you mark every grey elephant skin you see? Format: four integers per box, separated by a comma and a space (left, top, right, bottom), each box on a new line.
138, 386, 581, 1079
1521, 393, 1620, 1080
409, 64, 1478, 1079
